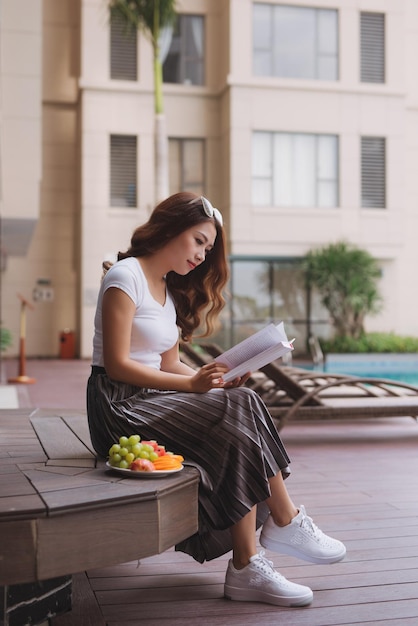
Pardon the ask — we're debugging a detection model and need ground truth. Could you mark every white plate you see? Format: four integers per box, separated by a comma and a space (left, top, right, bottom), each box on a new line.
105, 461, 183, 478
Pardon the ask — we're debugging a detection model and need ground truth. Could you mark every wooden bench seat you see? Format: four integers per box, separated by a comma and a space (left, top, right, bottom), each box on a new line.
0, 408, 199, 586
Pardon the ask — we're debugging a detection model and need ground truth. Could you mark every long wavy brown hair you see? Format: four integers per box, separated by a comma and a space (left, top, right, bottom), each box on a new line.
117, 192, 229, 341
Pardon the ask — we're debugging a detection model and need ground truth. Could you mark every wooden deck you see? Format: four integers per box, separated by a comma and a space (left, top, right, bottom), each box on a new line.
3, 359, 418, 625
53, 416, 418, 626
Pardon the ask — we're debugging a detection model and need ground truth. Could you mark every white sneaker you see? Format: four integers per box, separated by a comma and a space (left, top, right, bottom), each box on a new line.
260, 505, 346, 564
224, 551, 313, 607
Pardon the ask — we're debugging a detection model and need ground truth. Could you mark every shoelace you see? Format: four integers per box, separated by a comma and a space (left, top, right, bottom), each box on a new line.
299, 511, 323, 540
254, 551, 281, 576
253, 551, 290, 584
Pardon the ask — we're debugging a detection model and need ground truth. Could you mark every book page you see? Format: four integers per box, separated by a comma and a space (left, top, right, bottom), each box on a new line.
220, 341, 294, 382
215, 322, 293, 382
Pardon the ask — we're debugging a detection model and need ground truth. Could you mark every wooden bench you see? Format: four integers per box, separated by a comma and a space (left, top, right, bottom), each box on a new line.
0, 407, 199, 587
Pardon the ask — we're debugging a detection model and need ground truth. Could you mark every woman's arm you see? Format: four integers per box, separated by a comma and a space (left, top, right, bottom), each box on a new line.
160, 341, 198, 377
102, 287, 228, 392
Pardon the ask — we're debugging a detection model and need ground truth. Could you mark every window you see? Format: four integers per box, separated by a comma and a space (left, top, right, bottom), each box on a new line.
163, 15, 204, 85
361, 137, 386, 208
110, 135, 137, 208
169, 138, 205, 195
110, 13, 137, 80
252, 132, 339, 207
253, 4, 338, 80
360, 12, 385, 83
209, 256, 332, 351
221, 257, 329, 351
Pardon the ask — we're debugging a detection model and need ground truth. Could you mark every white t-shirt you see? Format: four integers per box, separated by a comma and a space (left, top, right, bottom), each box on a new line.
92, 257, 179, 369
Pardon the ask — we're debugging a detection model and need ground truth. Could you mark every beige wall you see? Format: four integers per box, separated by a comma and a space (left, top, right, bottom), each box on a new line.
1, 0, 80, 358
1, 0, 43, 355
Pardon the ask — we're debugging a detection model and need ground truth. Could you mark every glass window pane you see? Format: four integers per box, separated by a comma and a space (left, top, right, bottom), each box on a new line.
253, 4, 272, 75
163, 15, 204, 85
318, 9, 338, 55
273, 133, 293, 206
253, 4, 338, 81
293, 135, 315, 206
318, 181, 337, 207
184, 16, 204, 85
274, 6, 315, 79
184, 59, 203, 85
163, 18, 181, 83
318, 10, 339, 80
318, 135, 337, 179
231, 261, 272, 343
253, 4, 271, 49
169, 138, 204, 196
254, 51, 272, 76
227, 259, 314, 352
183, 140, 204, 193
252, 179, 271, 206
184, 17, 201, 55
252, 133, 272, 205
252, 132, 271, 177
272, 262, 306, 333
253, 131, 338, 208
318, 56, 338, 81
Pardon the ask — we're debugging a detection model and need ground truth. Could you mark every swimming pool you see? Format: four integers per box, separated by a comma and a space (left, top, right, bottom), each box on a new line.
308, 353, 418, 387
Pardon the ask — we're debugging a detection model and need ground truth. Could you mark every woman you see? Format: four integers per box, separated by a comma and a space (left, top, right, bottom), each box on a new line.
87, 192, 346, 608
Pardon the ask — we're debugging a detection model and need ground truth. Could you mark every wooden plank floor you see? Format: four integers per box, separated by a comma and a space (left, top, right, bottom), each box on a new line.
3, 359, 418, 625
54, 416, 418, 626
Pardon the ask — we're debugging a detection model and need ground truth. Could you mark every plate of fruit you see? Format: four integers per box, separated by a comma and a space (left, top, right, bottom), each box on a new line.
106, 434, 184, 478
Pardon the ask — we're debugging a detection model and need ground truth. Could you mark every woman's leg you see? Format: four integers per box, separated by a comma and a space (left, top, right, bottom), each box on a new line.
229, 471, 298, 568
266, 471, 298, 526
230, 506, 258, 569
261, 472, 347, 564
226, 502, 314, 607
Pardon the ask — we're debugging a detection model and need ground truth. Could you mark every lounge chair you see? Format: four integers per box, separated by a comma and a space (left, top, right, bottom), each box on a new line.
180, 342, 418, 430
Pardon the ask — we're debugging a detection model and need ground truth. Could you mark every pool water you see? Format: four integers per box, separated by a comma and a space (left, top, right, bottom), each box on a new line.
306, 354, 418, 387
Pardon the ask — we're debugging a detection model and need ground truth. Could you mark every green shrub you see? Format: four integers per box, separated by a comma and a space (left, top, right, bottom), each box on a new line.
0, 327, 12, 352
319, 332, 418, 354
303, 241, 382, 339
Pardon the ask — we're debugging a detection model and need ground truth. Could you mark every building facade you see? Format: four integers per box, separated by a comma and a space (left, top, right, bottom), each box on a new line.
1, 0, 418, 359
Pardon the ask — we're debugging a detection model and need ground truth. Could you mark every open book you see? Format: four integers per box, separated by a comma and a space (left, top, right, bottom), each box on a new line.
215, 322, 295, 383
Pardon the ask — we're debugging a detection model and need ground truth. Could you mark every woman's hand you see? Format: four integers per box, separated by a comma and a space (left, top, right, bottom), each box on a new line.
189, 364, 251, 393
223, 372, 252, 388
189, 362, 229, 393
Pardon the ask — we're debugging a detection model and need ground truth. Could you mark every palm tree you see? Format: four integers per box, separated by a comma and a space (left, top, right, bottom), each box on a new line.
303, 241, 383, 339
109, 0, 177, 202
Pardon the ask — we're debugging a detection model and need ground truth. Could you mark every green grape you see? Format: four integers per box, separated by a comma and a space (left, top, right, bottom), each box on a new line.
125, 452, 135, 464
111, 453, 122, 464
128, 434, 140, 446
119, 459, 129, 469
139, 450, 150, 459
149, 451, 159, 462
119, 436, 129, 447
109, 443, 121, 455
119, 447, 129, 457
142, 444, 154, 454
132, 443, 142, 457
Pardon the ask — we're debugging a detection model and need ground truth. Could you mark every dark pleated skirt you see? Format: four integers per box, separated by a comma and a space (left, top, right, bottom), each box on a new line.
86, 367, 291, 563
